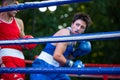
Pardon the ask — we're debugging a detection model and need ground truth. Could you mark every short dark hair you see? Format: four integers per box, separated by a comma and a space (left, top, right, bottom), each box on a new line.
72, 12, 92, 28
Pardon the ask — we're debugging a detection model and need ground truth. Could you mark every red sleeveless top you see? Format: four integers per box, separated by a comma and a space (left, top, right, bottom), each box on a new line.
0, 18, 22, 51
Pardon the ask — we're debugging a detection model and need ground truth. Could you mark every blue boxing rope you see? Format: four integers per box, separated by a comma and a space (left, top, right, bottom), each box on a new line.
0, 0, 90, 12
0, 31, 120, 45
0, 67, 120, 75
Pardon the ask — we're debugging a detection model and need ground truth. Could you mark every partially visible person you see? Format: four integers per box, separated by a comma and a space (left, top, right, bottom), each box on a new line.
30, 12, 92, 80
0, 0, 37, 80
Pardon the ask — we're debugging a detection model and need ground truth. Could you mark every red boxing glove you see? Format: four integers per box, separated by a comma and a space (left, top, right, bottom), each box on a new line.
22, 35, 37, 50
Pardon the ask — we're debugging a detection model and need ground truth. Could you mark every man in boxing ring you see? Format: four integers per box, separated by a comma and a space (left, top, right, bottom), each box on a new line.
0, 0, 37, 80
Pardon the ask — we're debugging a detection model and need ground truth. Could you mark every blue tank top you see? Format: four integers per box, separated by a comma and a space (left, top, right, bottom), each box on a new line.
43, 27, 75, 57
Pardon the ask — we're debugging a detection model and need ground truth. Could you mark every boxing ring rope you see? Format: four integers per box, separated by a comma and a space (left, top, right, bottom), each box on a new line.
0, 31, 120, 45
70, 74, 120, 79
0, 0, 90, 12
25, 60, 120, 67
85, 63, 120, 67
25, 60, 120, 79
1, 59, 120, 75
0, 67, 120, 75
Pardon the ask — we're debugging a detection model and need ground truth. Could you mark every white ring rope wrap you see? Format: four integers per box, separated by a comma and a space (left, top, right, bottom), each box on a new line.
0, 31, 120, 45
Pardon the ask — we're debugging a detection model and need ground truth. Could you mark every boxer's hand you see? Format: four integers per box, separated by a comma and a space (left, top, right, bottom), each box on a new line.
73, 60, 84, 68
65, 60, 74, 67
65, 60, 84, 68
22, 35, 37, 50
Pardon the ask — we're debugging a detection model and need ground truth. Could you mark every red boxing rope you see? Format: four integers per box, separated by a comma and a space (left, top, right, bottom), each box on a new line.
70, 74, 120, 79
85, 63, 120, 67
25, 60, 120, 67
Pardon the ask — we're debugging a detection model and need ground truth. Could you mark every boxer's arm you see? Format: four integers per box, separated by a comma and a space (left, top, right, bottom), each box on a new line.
15, 17, 25, 37
53, 29, 70, 66
16, 18, 37, 49
22, 35, 37, 50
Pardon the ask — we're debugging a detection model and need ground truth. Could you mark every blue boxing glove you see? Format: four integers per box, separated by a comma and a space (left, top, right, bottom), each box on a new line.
65, 60, 84, 68
72, 41, 91, 58
73, 60, 84, 68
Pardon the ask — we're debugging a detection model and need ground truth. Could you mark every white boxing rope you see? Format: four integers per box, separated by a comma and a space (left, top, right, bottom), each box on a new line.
0, 0, 90, 12
0, 31, 120, 45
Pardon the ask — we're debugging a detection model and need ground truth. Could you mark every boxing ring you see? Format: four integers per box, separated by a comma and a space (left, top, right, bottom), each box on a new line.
0, 0, 120, 80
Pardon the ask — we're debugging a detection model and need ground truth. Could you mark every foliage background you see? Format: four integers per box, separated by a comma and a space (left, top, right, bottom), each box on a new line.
3, 0, 120, 80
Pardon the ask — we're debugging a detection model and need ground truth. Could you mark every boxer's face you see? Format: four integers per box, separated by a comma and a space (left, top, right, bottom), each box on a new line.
7, 1, 19, 17
71, 19, 87, 34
